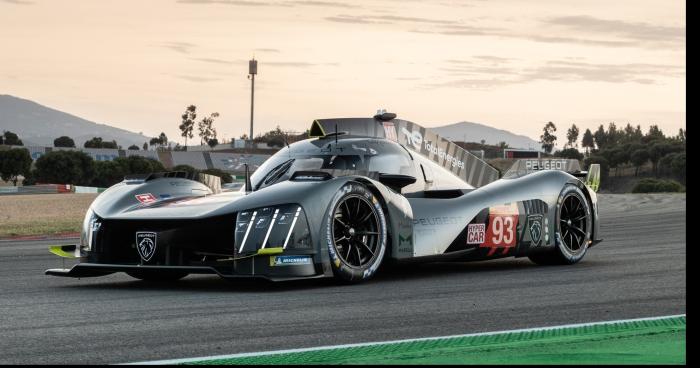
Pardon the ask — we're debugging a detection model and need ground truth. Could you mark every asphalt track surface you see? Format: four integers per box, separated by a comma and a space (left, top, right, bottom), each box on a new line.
0, 194, 685, 364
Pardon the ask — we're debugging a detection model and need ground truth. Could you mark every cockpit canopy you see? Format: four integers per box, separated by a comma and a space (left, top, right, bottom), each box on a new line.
250, 136, 416, 191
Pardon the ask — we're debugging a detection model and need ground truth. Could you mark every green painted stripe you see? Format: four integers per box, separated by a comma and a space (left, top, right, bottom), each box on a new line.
177, 316, 685, 365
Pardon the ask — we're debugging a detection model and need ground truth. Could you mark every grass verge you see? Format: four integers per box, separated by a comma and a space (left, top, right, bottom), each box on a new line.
0, 193, 97, 238
184, 316, 685, 365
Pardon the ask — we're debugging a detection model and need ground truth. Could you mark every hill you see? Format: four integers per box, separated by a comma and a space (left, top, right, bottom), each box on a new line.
432, 121, 540, 150
0, 95, 152, 147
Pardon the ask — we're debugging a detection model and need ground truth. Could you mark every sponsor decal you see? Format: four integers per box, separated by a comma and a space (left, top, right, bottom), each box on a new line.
383, 122, 398, 141
400, 127, 465, 170
414, 216, 463, 226
135, 193, 158, 204
269, 255, 312, 266
525, 159, 569, 171
466, 223, 486, 245
135, 232, 157, 261
482, 204, 519, 256
528, 214, 543, 247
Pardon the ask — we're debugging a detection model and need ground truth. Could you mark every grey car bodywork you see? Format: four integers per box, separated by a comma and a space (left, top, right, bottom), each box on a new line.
46, 116, 601, 281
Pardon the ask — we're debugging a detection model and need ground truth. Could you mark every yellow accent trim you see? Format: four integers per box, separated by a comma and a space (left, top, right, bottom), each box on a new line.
309, 120, 327, 137
215, 247, 284, 262
257, 247, 284, 255
49, 245, 78, 258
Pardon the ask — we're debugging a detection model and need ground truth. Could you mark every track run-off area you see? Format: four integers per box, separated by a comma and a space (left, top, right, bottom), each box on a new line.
0, 193, 685, 364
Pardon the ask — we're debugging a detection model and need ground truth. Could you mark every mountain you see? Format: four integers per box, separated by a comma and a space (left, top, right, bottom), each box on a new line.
0, 95, 152, 148
432, 121, 540, 150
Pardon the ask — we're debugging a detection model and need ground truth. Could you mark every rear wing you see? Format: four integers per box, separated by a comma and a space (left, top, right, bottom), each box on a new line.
309, 116, 500, 188
503, 159, 600, 192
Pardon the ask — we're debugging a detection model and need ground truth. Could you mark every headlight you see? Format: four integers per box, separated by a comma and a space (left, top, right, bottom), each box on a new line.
80, 209, 101, 253
234, 204, 311, 254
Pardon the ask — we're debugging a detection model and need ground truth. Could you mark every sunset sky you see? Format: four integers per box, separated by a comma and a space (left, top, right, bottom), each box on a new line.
1, 0, 685, 147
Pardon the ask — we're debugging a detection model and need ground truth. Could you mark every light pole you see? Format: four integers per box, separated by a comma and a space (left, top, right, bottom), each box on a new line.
248, 58, 257, 148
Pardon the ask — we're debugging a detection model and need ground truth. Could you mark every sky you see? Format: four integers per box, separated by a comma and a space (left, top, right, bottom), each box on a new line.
0, 0, 685, 147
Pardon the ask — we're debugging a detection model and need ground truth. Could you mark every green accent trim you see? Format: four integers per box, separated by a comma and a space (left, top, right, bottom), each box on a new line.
308, 120, 326, 138
49, 245, 78, 258
185, 316, 685, 365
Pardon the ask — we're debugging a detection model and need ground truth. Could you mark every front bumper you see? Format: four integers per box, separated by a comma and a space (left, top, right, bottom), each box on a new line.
45, 260, 327, 282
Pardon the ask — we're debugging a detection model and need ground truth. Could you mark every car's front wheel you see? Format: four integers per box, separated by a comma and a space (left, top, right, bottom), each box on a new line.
529, 184, 592, 265
325, 182, 387, 283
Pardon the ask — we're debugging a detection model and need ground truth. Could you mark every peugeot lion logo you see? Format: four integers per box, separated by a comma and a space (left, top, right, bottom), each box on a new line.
136, 232, 157, 261
528, 215, 543, 247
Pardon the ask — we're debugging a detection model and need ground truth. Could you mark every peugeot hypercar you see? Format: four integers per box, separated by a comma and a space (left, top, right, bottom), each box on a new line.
47, 113, 602, 283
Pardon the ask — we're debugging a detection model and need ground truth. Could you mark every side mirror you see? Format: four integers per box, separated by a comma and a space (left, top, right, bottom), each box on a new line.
378, 173, 417, 192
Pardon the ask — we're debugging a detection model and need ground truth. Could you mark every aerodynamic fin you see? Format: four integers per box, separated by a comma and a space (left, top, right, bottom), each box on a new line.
310, 116, 500, 188
585, 164, 601, 192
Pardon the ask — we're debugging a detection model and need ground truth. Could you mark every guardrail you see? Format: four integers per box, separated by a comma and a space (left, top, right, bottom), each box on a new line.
0, 184, 105, 195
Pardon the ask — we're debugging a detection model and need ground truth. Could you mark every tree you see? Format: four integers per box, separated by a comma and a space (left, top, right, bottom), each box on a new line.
207, 138, 219, 149
159, 132, 168, 147
91, 160, 125, 188
113, 156, 165, 175
53, 136, 76, 148
2, 131, 23, 146
34, 150, 95, 185
84, 137, 117, 149
630, 149, 649, 176
539, 121, 557, 154
127, 144, 140, 150
566, 124, 579, 148
554, 148, 583, 160
179, 105, 197, 149
143, 142, 149, 151
197, 112, 219, 147
606, 122, 619, 146
0, 148, 32, 185
593, 124, 607, 150
581, 128, 594, 154
648, 142, 671, 176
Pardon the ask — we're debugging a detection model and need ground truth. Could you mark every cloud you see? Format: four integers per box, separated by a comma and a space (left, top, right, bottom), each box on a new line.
545, 15, 685, 46
177, 0, 355, 7
1, 0, 34, 4
287, 0, 356, 8
326, 14, 458, 26
176, 0, 275, 6
254, 48, 281, 53
191, 57, 232, 65
190, 57, 338, 68
173, 75, 223, 83
427, 57, 684, 89
160, 42, 197, 54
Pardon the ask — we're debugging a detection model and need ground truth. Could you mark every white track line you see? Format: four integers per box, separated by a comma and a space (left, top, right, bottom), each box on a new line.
124, 314, 686, 365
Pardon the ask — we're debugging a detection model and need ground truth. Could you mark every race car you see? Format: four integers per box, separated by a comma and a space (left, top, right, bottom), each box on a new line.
46, 112, 602, 283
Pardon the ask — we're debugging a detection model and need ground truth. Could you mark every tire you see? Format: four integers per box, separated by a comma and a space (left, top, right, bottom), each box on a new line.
324, 182, 388, 283
126, 270, 189, 282
529, 184, 592, 265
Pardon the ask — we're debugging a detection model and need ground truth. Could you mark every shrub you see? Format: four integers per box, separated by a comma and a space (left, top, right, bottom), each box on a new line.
631, 178, 684, 193
200, 168, 233, 183
35, 150, 95, 185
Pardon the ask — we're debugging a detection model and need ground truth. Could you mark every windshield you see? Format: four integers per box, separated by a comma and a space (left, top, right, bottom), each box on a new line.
250, 138, 415, 190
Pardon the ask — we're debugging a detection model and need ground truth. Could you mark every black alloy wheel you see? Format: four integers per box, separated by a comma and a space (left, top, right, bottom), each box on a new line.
331, 194, 381, 268
559, 194, 588, 254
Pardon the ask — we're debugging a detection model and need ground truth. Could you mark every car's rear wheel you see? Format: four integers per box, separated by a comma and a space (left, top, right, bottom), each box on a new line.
325, 182, 387, 283
529, 184, 592, 265
126, 270, 189, 282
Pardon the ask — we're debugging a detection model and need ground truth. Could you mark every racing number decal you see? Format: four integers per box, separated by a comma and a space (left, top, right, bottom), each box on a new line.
482, 204, 519, 256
